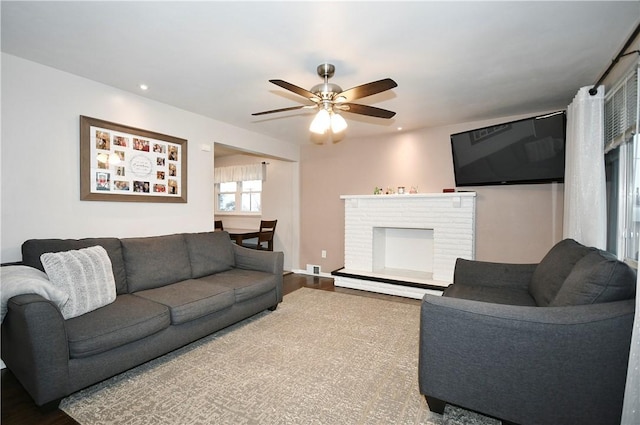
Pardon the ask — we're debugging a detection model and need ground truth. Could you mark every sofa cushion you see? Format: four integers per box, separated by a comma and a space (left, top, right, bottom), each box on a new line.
183, 231, 235, 278
134, 279, 235, 325
65, 294, 170, 359
550, 250, 637, 306
198, 269, 276, 303
529, 239, 594, 306
40, 246, 117, 319
22, 237, 127, 294
443, 284, 537, 306
121, 234, 192, 292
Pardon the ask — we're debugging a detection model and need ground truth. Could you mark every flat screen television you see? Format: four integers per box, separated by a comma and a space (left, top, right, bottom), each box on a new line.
450, 111, 566, 187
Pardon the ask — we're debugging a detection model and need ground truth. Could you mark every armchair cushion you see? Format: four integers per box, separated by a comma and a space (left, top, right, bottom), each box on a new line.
443, 284, 536, 306
550, 250, 636, 306
529, 239, 593, 306
452, 258, 536, 291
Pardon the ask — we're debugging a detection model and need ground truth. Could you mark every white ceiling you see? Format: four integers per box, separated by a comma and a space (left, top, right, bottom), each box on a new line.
2, 1, 639, 147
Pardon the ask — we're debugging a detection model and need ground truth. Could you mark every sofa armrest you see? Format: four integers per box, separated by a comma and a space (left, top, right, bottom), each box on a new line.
453, 258, 537, 290
232, 244, 284, 302
1, 294, 70, 407
232, 244, 283, 274
418, 295, 635, 425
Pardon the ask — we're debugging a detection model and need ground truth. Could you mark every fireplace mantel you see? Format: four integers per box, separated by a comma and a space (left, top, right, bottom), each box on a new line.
335, 192, 476, 299
340, 192, 477, 200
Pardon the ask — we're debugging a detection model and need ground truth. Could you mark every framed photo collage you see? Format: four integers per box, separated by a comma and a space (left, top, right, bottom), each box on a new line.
80, 116, 187, 203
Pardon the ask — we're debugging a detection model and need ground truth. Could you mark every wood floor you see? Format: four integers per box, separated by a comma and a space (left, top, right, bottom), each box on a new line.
1, 273, 419, 425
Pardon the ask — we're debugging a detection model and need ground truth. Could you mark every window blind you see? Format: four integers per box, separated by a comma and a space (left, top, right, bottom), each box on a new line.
605, 63, 639, 152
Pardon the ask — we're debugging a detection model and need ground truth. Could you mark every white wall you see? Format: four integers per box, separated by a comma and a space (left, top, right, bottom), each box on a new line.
1, 54, 300, 263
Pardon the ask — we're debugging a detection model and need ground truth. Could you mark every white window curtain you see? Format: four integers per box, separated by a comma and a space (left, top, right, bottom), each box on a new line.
214, 163, 264, 184
562, 86, 606, 248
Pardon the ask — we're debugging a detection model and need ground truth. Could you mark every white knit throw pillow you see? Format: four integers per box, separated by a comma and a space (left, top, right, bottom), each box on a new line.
40, 245, 116, 319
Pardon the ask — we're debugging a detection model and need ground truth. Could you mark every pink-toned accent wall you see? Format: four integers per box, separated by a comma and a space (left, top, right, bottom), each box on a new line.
299, 112, 564, 273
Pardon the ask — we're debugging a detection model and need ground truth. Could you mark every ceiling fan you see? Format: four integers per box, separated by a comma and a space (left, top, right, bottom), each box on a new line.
252, 64, 397, 135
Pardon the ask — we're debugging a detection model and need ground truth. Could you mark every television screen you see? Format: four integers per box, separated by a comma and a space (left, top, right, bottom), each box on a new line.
450, 111, 566, 187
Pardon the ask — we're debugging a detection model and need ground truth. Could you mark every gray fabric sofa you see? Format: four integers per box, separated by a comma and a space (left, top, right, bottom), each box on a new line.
1, 231, 283, 408
419, 238, 636, 425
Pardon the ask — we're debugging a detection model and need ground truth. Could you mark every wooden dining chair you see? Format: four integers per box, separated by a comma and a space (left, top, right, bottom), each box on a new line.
214, 220, 224, 231
243, 219, 277, 251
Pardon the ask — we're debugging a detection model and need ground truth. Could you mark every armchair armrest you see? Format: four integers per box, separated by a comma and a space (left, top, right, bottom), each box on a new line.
418, 295, 634, 425
453, 258, 537, 291
1, 294, 70, 407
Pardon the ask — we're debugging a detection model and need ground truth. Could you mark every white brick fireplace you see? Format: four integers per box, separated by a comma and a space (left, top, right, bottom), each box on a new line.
334, 192, 476, 299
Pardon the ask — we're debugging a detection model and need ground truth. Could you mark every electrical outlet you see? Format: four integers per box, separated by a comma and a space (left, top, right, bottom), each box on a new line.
321, 250, 327, 258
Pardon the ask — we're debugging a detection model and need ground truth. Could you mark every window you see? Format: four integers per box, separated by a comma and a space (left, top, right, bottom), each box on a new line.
605, 63, 639, 265
216, 180, 262, 214
241, 180, 262, 212
214, 163, 265, 214
217, 182, 237, 212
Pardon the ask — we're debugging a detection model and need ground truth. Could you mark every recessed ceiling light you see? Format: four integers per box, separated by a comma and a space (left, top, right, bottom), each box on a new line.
139, 84, 149, 91
397, 127, 403, 131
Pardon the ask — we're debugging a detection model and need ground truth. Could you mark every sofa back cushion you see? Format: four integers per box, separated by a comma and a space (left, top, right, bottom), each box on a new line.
22, 238, 128, 295
529, 239, 593, 306
183, 231, 235, 278
121, 234, 192, 292
550, 250, 636, 306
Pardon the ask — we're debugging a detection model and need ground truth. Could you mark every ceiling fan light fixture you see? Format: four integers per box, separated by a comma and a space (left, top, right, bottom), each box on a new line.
309, 108, 330, 134
331, 112, 348, 133
254, 63, 397, 139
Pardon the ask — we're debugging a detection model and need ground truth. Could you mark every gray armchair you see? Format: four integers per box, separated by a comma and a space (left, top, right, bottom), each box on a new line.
418, 239, 637, 425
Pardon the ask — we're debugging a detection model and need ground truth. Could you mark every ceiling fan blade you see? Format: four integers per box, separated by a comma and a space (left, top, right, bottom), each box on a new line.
340, 103, 396, 119
252, 105, 312, 116
269, 79, 319, 100
337, 78, 397, 102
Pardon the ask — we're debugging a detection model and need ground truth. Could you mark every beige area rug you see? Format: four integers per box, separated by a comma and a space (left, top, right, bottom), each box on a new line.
60, 288, 496, 425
